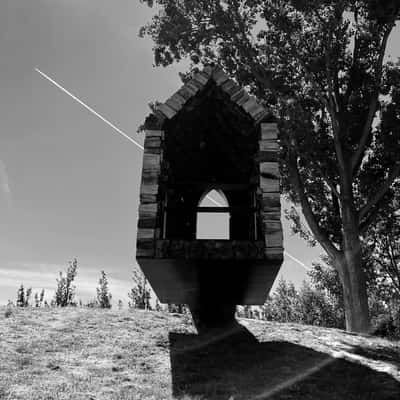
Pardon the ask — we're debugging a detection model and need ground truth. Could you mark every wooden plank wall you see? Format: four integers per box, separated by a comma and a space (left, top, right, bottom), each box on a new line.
258, 122, 283, 260
137, 130, 164, 257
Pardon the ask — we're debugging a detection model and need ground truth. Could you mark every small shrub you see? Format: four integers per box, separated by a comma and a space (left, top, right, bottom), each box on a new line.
373, 315, 398, 339
85, 299, 98, 308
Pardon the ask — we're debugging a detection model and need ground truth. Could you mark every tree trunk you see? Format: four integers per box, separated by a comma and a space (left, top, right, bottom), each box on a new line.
334, 239, 370, 333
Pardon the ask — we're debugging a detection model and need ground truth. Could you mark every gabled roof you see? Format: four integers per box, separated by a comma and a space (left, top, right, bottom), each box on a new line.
143, 65, 272, 130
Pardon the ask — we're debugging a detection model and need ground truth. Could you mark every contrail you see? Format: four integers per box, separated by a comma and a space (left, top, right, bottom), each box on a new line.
35, 67, 310, 271
206, 195, 224, 207
35, 68, 144, 150
284, 251, 310, 270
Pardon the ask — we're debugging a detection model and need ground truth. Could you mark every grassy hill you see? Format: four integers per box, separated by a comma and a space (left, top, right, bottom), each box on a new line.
0, 307, 399, 400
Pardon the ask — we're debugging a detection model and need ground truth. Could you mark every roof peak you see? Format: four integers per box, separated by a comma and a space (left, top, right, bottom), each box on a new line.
143, 65, 272, 130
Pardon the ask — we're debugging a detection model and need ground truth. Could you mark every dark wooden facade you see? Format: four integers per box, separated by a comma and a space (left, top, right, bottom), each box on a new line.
136, 66, 283, 307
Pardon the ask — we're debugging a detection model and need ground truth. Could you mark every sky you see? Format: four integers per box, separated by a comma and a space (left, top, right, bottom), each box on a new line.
0, 0, 399, 306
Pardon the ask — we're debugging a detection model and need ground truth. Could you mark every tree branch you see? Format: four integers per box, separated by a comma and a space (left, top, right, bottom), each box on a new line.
358, 162, 400, 223
288, 145, 341, 260
300, 152, 340, 199
350, 25, 394, 174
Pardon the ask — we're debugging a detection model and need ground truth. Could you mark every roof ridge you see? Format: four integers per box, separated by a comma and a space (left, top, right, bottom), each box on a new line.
152, 65, 271, 126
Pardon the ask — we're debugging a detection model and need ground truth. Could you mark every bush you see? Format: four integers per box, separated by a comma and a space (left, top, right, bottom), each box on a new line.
372, 315, 398, 339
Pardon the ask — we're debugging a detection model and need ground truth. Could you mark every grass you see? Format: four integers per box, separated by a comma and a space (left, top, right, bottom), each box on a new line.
0, 307, 399, 400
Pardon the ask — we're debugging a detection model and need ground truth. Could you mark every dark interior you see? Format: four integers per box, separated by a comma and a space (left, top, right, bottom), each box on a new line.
162, 81, 259, 240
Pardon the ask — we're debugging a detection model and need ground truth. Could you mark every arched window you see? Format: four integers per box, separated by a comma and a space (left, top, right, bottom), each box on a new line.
196, 189, 230, 239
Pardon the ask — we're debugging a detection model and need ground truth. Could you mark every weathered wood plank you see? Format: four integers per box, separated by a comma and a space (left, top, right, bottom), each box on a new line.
259, 140, 279, 152
144, 130, 164, 138
265, 246, 284, 260
154, 240, 266, 260
261, 193, 281, 210
144, 136, 161, 146
141, 174, 159, 187
142, 154, 161, 171
255, 109, 272, 124
212, 68, 229, 85
260, 162, 279, 178
242, 97, 258, 113
193, 72, 209, 85
231, 88, 248, 103
143, 147, 162, 155
265, 230, 283, 247
139, 203, 158, 216
166, 96, 184, 112
169, 93, 187, 108
136, 238, 154, 257
137, 228, 156, 240
246, 101, 265, 118
140, 183, 159, 195
260, 177, 280, 193
261, 211, 281, 221
187, 78, 203, 90
138, 216, 157, 229
136, 248, 154, 257
177, 86, 195, 100
221, 79, 241, 97
264, 220, 282, 233
140, 193, 157, 204
142, 167, 159, 178
156, 103, 176, 119
183, 81, 200, 95
261, 123, 278, 140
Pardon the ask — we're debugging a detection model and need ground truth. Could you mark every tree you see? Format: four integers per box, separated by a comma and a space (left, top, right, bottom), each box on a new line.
128, 265, 152, 310
34, 292, 39, 307
54, 259, 78, 307
364, 198, 400, 334
167, 303, 188, 314
140, 1, 400, 332
297, 280, 343, 328
24, 287, 32, 307
260, 277, 342, 327
266, 278, 299, 322
39, 289, 45, 307
96, 270, 112, 308
365, 200, 400, 298
310, 256, 400, 336
154, 298, 163, 312
16, 284, 25, 307
309, 258, 345, 325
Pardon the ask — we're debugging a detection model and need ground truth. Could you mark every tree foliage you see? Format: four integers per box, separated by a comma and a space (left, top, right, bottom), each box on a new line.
128, 265, 152, 310
260, 278, 344, 328
365, 198, 400, 299
16, 284, 32, 307
140, 0, 400, 332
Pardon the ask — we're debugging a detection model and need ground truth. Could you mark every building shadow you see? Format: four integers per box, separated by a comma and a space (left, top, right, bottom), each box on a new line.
169, 321, 400, 400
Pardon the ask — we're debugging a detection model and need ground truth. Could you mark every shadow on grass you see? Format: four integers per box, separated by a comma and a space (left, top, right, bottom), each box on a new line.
169, 322, 400, 400
349, 344, 400, 367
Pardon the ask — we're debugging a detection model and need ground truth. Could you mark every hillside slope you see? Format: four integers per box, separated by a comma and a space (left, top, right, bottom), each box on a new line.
0, 307, 399, 400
